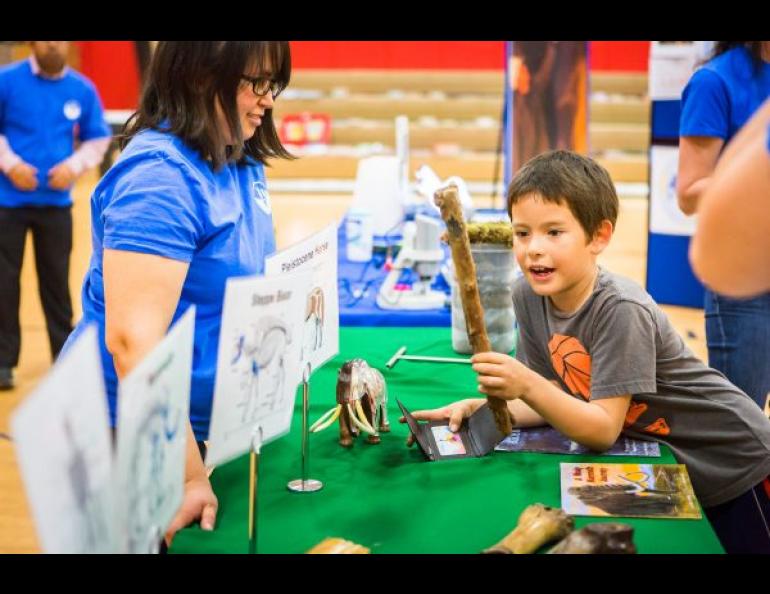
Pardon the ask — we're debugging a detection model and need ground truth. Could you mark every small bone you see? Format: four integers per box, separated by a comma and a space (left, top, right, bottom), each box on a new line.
483, 504, 574, 554
548, 523, 637, 554
309, 404, 342, 433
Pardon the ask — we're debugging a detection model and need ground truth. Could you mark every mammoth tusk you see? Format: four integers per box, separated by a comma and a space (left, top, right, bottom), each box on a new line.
347, 402, 376, 435
356, 399, 378, 435
310, 404, 342, 433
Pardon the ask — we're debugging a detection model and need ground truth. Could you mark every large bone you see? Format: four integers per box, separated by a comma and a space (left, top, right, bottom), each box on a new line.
483, 504, 574, 554
548, 523, 637, 554
306, 537, 370, 554
434, 184, 513, 436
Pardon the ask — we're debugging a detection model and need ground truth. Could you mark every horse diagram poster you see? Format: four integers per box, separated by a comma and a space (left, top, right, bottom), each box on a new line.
265, 223, 339, 373
206, 270, 312, 466
115, 306, 196, 553
11, 325, 117, 553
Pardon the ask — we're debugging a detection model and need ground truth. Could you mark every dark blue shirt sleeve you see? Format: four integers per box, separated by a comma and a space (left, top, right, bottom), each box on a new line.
78, 81, 111, 141
102, 156, 205, 263
680, 68, 730, 140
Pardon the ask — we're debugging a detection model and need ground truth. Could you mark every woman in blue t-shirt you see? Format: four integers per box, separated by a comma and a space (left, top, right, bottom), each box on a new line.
65, 41, 294, 543
678, 41, 770, 410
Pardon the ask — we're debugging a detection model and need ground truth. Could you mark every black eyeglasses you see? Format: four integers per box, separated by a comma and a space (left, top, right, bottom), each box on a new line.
240, 75, 282, 98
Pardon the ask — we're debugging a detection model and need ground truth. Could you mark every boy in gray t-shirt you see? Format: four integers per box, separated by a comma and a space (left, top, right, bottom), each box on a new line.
403, 151, 770, 554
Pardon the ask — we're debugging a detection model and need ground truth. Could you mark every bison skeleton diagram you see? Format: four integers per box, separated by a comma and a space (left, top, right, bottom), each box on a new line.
230, 316, 292, 426
310, 359, 390, 446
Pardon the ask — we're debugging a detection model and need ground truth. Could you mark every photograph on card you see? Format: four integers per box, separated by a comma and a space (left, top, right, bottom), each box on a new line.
560, 463, 701, 520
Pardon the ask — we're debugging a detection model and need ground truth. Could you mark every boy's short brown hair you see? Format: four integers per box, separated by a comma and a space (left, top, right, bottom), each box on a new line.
507, 150, 619, 240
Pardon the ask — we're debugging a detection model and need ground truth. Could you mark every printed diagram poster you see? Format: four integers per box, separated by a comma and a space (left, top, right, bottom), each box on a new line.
496, 426, 661, 457
649, 145, 697, 236
265, 223, 339, 373
560, 463, 701, 519
11, 325, 117, 553
115, 307, 195, 553
206, 270, 312, 466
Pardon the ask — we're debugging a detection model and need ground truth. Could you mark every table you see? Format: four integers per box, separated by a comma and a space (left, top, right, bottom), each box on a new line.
169, 326, 723, 554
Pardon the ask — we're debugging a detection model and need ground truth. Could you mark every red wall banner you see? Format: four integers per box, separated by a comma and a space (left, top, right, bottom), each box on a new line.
76, 41, 650, 110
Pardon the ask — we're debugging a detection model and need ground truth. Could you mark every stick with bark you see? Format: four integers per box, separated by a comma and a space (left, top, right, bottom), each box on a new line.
434, 184, 513, 435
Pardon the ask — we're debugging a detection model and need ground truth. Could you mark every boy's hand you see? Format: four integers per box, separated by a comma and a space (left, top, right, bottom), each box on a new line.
472, 352, 535, 400
399, 398, 486, 446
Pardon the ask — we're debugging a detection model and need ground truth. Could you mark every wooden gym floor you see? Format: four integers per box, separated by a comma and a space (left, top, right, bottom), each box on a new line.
0, 171, 707, 553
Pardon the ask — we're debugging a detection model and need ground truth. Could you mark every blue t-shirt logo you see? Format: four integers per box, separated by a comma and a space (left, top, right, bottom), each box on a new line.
63, 99, 82, 121
252, 180, 272, 215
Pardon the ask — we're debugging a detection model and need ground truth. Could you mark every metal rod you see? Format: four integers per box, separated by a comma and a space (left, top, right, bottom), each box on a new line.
248, 448, 258, 554
248, 427, 262, 554
301, 375, 308, 484
401, 355, 471, 364
287, 364, 323, 493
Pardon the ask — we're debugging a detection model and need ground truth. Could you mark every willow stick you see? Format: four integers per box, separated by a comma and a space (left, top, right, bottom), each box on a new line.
434, 184, 513, 435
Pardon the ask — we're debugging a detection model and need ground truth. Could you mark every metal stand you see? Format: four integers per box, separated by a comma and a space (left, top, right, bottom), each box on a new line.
287, 363, 323, 493
248, 426, 263, 554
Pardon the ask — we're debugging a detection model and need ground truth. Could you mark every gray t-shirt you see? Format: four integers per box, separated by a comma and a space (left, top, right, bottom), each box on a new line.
513, 268, 770, 507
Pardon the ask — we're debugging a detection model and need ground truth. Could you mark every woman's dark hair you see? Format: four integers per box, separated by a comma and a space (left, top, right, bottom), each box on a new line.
120, 41, 293, 169
708, 41, 765, 66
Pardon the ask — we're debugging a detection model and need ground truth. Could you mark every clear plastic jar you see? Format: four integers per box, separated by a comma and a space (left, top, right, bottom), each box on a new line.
449, 243, 518, 354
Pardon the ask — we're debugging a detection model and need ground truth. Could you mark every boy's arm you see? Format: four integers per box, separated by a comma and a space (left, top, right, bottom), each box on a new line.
517, 372, 630, 451
473, 353, 630, 451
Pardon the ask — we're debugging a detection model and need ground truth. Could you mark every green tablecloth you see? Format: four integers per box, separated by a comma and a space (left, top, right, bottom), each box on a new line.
170, 327, 724, 554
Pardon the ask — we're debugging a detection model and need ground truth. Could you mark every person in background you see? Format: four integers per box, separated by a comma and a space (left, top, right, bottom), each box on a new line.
677, 41, 770, 410
0, 41, 111, 391
63, 41, 293, 544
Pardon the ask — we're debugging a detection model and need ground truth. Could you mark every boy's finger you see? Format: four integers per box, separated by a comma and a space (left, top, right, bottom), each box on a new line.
472, 362, 504, 375
478, 375, 504, 388
405, 434, 415, 447
448, 407, 466, 432
471, 352, 506, 364
410, 409, 447, 421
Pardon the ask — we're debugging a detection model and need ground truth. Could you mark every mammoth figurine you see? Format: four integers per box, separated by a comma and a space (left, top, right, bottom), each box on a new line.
309, 359, 390, 447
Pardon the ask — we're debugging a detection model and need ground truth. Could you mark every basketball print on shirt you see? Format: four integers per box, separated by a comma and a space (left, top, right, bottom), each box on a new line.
549, 334, 592, 401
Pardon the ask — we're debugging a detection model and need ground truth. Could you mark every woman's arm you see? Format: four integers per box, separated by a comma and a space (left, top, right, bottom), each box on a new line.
690, 106, 770, 297
103, 248, 218, 541
676, 135, 724, 215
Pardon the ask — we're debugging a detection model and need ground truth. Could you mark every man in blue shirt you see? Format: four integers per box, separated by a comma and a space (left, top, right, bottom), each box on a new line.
0, 41, 111, 390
